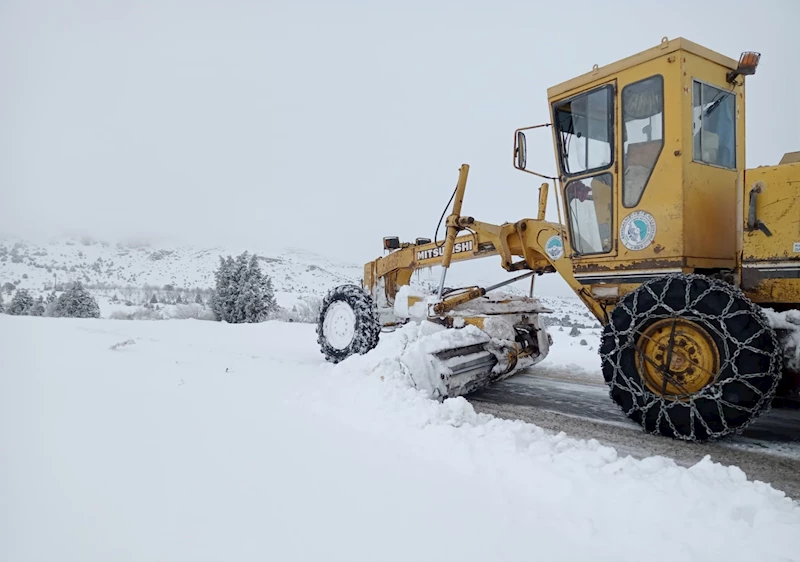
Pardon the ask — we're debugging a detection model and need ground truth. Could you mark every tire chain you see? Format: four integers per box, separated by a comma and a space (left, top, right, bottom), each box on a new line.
316, 284, 381, 363
600, 273, 782, 441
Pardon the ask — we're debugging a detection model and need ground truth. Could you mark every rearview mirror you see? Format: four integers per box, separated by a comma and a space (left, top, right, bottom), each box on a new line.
511, 124, 557, 181
515, 131, 527, 170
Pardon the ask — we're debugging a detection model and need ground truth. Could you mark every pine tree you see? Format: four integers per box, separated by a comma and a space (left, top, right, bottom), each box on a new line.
30, 296, 45, 317
229, 252, 249, 323
237, 254, 274, 323
211, 252, 275, 323
7, 289, 34, 315
195, 293, 204, 305
150, 293, 158, 304
211, 256, 232, 321
175, 294, 183, 304
0, 291, 4, 313
52, 282, 101, 318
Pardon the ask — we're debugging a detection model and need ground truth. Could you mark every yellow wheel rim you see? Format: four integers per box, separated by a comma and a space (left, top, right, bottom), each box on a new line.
635, 318, 720, 399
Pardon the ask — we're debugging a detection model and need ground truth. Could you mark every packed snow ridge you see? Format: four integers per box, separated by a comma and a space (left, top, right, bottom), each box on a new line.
2, 314, 798, 562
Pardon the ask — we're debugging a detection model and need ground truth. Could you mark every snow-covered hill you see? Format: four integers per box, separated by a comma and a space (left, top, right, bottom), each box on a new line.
0, 237, 361, 309
0, 236, 591, 321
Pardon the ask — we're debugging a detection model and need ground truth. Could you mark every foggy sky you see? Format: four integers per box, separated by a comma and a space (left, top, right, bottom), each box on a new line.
2, 0, 799, 281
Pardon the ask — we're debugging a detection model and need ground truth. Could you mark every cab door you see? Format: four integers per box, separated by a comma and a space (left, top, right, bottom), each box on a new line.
552, 81, 618, 260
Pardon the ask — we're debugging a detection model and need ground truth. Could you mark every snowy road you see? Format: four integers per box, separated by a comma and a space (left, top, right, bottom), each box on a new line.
470, 369, 800, 499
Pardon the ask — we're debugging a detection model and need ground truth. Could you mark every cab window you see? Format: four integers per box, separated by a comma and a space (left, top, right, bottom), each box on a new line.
622, 75, 664, 207
554, 85, 614, 176
565, 173, 613, 255
692, 81, 736, 169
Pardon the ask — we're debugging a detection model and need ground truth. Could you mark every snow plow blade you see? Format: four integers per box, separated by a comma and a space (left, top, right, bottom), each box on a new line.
432, 342, 499, 397
317, 284, 553, 400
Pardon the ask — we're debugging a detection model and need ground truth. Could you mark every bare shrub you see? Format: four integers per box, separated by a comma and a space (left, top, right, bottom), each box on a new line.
168, 304, 216, 321
274, 295, 322, 323
109, 307, 165, 320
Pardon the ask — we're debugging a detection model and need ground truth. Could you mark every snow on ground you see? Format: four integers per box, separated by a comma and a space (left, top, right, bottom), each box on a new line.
538, 324, 605, 383
2, 316, 799, 562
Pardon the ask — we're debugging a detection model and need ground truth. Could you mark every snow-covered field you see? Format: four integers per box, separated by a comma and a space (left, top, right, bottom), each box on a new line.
2, 315, 798, 562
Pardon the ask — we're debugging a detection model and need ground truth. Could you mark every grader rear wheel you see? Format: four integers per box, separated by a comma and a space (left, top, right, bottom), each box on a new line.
599, 274, 782, 441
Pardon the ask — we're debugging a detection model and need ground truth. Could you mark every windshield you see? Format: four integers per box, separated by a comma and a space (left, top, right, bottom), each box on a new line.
554, 85, 614, 176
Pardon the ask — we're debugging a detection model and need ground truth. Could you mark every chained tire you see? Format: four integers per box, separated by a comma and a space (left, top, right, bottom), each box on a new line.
599, 273, 782, 442
317, 284, 381, 363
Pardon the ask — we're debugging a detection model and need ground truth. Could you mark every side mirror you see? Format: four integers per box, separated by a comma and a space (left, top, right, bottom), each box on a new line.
515, 131, 527, 170
512, 124, 558, 181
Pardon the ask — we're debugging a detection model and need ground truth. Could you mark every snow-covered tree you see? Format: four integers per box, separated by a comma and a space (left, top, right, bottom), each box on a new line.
0, 291, 4, 313
195, 293, 204, 305
51, 282, 101, 318
7, 289, 34, 315
150, 293, 158, 304
237, 254, 276, 323
211, 252, 276, 323
30, 296, 46, 317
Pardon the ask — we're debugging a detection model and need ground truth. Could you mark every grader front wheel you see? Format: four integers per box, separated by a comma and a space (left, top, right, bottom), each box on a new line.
599, 274, 782, 441
317, 285, 381, 363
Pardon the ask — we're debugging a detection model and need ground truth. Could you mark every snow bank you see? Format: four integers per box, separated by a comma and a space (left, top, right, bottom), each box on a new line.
1, 316, 798, 562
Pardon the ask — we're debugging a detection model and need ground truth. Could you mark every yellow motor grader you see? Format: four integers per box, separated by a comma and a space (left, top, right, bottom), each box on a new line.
317, 37, 800, 442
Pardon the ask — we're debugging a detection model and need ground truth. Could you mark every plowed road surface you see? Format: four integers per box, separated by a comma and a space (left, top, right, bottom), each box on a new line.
468, 368, 800, 500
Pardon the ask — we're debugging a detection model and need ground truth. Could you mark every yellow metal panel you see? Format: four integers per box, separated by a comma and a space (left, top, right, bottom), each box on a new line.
740, 161, 800, 304
547, 38, 737, 99
463, 317, 485, 331
745, 279, 800, 304
742, 162, 800, 262
680, 52, 744, 262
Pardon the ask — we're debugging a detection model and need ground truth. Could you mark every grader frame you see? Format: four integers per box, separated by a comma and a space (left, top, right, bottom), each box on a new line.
320, 37, 799, 442
365, 36, 799, 330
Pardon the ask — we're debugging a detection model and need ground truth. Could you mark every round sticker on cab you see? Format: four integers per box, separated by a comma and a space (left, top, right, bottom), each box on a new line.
545, 235, 564, 260
620, 211, 657, 251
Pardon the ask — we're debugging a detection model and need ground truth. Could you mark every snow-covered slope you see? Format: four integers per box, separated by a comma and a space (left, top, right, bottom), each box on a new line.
0, 237, 361, 298
0, 236, 590, 320
2, 315, 797, 561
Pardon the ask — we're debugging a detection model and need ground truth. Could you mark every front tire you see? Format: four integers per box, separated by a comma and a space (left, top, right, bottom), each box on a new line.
599, 274, 782, 441
317, 284, 381, 363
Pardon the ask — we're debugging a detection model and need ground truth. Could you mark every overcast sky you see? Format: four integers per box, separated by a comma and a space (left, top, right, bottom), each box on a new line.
2, 0, 798, 292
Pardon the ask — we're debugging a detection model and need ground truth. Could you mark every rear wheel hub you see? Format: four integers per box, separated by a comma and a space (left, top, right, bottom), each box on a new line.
635, 318, 720, 399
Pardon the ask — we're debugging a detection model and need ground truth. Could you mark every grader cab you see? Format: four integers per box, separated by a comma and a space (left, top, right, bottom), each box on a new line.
317, 37, 800, 442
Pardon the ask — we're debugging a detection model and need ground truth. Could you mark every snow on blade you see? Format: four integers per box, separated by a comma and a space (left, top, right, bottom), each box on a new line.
1, 315, 798, 562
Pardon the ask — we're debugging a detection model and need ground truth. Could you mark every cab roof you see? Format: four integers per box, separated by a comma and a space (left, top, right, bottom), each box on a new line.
547, 37, 739, 99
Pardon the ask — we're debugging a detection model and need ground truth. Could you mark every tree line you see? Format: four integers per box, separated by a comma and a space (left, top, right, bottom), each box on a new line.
2, 251, 320, 324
